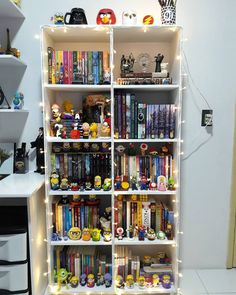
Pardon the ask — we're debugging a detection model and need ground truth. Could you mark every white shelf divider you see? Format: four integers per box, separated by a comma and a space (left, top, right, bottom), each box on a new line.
114, 237, 175, 246
0, 55, 27, 68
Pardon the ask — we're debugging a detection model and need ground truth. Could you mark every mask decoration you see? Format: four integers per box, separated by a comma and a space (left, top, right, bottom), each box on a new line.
122, 11, 137, 25
96, 9, 116, 25
143, 15, 154, 25
64, 8, 88, 25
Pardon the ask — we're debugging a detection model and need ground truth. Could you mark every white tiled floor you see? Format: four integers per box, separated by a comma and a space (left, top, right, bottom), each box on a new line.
180, 269, 236, 294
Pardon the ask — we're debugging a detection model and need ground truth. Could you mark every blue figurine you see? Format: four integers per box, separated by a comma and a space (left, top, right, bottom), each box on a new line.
104, 273, 112, 288
13, 92, 24, 109
80, 273, 87, 286
51, 232, 62, 241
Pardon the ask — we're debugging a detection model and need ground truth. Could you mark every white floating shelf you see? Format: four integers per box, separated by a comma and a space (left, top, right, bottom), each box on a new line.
49, 190, 112, 196
113, 84, 179, 91
47, 136, 111, 143
114, 190, 176, 195
0, 55, 27, 68
114, 237, 175, 246
0, 109, 29, 142
45, 84, 111, 92
51, 238, 112, 246
0, 0, 25, 18
114, 138, 178, 143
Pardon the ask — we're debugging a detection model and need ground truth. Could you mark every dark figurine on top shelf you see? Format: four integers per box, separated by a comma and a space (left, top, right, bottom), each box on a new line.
154, 53, 164, 72
64, 8, 88, 25
30, 127, 45, 174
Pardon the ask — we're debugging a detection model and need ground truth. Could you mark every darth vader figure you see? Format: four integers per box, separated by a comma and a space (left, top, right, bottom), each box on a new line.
30, 127, 45, 174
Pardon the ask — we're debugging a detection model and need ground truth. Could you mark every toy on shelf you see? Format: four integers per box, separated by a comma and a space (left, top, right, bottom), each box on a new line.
147, 228, 156, 240
91, 228, 101, 241
51, 104, 61, 121
13, 0, 21, 7
152, 274, 160, 287
122, 11, 137, 25
56, 268, 72, 290
52, 13, 64, 25
103, 229, 112, 242
162, 274, 172, 289
70, 276, 79, 288
90, 122, 98, 139
12, 92, 24, 109
158, 0, 177, 25
157, 175, 167, 191
68, 227, 81, 240
104, 273, 112, 288
60, 176, 70, 190
143, 15, 154, 25
30, 127, 45, 174
82, 122, 90, 139
96, 273, 104, 286
138, 226, 146, 241
126, 274, 134, 289
80, 273, 87, 286
64, 8, 88, 24
50, 170, 60, 190
102, 178, 112, 191
96, 9, 116, 25
116, 227, 124, 240
94, 175, 102, 190
156, 230, 166, 240
115, 275, 125, 289
138, 275, 146, 289
82, 228, 91, 241
5, 29, 20, 58
87, 274, 95, 288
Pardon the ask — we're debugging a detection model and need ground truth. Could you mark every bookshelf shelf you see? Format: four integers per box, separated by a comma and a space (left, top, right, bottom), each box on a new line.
114, 190, 176, 195
49, 190, 112, 196
47, 284, 114, 294
114, 138, 178, 143
41, 25, 182, 294
45, 84, 111, 92
47, 136, 112, 143
51, 238, 112, 246
114, 237, 175, 246
113, 84, 179, 91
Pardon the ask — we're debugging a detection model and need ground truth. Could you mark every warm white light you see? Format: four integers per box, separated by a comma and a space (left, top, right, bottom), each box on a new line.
179, 152, 184, 155
113, 49, 117, 54
50, 212, 53, 216
181, 140, 184, 143
178, 231, 184, 235
111, 64, 115, 70
174, 213, 179, 218
176, 55, 182, 60
34, 34, 40, 39
47, 259, 50, 264
43, 272, 48, 276
177, 259, 182, 263
44, 239, 47, 242
179, 273, 183, 278
143, 27, 147, 33
39, 102, 44, 107
50, 28, 54, 33
181, 87, 187, 91
64, 28, 67, 33
44, 199, 48, 204
182, 120, 186, 124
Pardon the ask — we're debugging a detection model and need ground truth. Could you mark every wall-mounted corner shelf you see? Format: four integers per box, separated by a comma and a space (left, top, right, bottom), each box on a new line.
0, 0, 25, 19
0, 55, 27, 68
0, 109, 29, 143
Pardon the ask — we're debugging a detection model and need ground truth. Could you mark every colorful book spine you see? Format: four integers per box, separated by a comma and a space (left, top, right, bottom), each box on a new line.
87, 51, 93, 84
63, 51, 69, 84
92, 51, 99, 85
72, 51, 78, 84
169, 104, 176, 139
98, 51, 103, 84
126, 93, 131, 139
122, 93, 126, 139
130, 94, 135, 139
158, 104, 166, 139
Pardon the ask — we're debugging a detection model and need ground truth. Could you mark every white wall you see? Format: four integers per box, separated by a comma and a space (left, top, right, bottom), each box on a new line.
12, 0, 236, 268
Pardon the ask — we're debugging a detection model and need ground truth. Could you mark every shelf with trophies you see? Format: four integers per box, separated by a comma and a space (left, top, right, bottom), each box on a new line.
41, 25, 182, 294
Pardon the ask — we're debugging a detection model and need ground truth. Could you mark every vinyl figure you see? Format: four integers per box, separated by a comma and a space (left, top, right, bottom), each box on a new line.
82, 122, 90, 139
147, 228, 156, 240
53, 13, 64, 25
104, 273, 112, 288
140, 143, 148, 156
70, 276, 79, 288
71, 180, 79, 191
50, 170, 60, 190
168, 176, 175, 191
64, 8, 88, 25
56, 268, 72, 290
87, 274, 95, 288
96, 273, 104, 286
13, 92, 24, 109
152, 274, 160, 287
143, 255, 152, 266
138, 275, 146, 289
96, 9, 116, 25
70, 123, 80, 139
154, 53, 164, 73
30, 127, 45, 174
127, 225, 134, 239
122, 11, 137, 25
60, 177, 69, 190
114, 176, 122, 190
51, 104, 61, 121
100, 121, 111, 137
80, 273, 87, 286
68, 227, 81, 240
131, 176, 138, 190
102, 178, 112, 191
156, 230, 166, 240
157, 175, 167, 191
116, 227, 124, 240
143, 15, 154, 25
94, 175, 102, 190
162, 274, 171, 289
115, 275, 125, 289
138, 226, 146, 241
91, 228, 101, 241
82, 228, 91, 241
103, 229, 112, 242
140, 175, 148, 190
90, 122, 98, 139
126, 274, 134, 288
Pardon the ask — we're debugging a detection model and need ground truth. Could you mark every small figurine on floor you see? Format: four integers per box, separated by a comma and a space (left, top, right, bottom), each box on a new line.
30, 127, 45, 174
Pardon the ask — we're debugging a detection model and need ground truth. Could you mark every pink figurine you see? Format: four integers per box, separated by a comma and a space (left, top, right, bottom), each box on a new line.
116, 227, 124, 240
157, 175, 167, 191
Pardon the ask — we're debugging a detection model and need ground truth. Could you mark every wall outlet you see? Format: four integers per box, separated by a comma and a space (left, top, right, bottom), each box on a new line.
201, 110, 213, 126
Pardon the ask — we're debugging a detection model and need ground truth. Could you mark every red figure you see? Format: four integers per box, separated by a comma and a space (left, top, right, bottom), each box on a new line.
96, 9, 116, 25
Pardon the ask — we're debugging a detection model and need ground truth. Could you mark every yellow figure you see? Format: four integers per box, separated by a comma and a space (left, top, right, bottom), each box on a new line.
68, 227, 81, 240
91, 228, 101, 241
126, 274, 134, 289
82, 228, 91, 241
138, 276, 145, 289
94, 175, 102, 190
152, 274, 160, 287
90, 123, 98, 139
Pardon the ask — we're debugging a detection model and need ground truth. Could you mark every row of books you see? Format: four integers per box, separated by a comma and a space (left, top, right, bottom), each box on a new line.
114, 154, 174, 182
115, 196, 174, 238
47, 48, 110, 85
54, 246, 112, 277
53, 200, 100, 235
114, 93, 176, 139
52, 153, 111, 182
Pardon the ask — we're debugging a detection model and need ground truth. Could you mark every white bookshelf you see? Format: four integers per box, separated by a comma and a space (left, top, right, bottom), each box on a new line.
0, 0, 25, 19
41, 25, 182, 295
